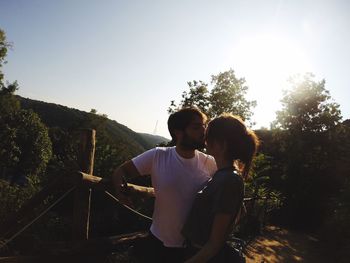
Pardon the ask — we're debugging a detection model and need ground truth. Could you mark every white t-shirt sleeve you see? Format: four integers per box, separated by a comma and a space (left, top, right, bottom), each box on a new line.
132, 148, 157, 175
207, 155, 217, 176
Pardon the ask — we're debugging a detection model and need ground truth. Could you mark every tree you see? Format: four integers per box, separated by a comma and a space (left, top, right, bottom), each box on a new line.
209, 69, 256, 122
169, 80, 210, 115
317, 121, 350, 260
0, 88, 52, 184
272, 73, 343, 228
273, 73, 341, 132
169, 69, 256, 123
0, 29, 52, 184
0, 38, 53, 245
0, 29, 13, 89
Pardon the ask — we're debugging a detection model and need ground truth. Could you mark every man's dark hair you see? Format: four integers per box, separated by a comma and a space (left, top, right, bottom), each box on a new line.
167, 107, 207, 144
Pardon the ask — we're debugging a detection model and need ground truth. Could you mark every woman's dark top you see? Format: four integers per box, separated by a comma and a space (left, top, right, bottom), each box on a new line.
181, 167, 244, 247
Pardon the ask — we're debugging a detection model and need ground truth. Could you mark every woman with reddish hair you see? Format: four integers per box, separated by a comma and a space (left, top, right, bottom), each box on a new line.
182, 113, 259, 262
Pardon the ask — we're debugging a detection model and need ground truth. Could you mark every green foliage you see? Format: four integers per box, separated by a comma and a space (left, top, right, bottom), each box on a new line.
19, 97, 152, 153
94, 126, 132, 178
138, 133, 169, 147
245, 154, 283, 224
322, 122, 350, 222
43, 127, 79, 186
0, 87, 52, 183
270, 73, 344, 229
169, 80, 210, 115
1, 29, 52, 182
0, 29, 12, 87
320, 174, 350, 261
16, 97, 157, 181
246, 154, 272, 196
0, 29, 48, 241
209, 69, 257, 122
169, 69, 256, 124
0, 178, 40, 235
15, 110, 52, 176
273, 73, 341, 132
0, 82, 20, 114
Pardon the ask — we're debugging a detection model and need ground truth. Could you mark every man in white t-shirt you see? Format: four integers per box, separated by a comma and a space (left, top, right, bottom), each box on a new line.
112, 107, 216, 262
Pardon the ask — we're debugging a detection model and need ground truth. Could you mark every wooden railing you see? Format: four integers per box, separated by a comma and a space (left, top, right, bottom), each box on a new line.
0, 129, 149, 262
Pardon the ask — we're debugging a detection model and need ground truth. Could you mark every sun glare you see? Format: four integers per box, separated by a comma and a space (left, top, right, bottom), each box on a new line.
229, 33, 312, 128
233, 34, 310, 87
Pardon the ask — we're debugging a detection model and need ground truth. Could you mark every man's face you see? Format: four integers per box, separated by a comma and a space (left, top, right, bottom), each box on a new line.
179, 115, 206, 150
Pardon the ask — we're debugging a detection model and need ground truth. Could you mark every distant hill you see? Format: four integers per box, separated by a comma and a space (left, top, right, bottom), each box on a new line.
138, 133, 170, 146
17, 96, 164, 156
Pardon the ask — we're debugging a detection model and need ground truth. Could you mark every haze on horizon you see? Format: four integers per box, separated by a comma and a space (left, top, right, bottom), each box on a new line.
1, 0, 349, 138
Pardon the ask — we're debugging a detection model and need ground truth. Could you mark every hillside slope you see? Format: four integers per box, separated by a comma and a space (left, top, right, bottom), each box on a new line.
138, 133, 169, 146
18, 96, 163, 156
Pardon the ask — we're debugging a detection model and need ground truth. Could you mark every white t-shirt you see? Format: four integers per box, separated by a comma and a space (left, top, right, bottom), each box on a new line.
132, 146, 217, 247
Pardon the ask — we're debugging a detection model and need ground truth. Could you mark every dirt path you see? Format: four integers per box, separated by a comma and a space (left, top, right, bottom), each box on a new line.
109, 225, 331, 262
244, 225, 328, 263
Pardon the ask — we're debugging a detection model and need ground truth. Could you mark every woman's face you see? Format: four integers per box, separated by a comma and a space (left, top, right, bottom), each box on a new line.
205, 124, 221, 156
205, 127, 228, 159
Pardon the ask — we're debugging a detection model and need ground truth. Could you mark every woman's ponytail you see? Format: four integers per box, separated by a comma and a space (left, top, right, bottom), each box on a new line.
238, 130, 259, 179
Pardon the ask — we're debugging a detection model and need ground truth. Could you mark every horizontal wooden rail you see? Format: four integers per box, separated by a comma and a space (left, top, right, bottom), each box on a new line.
72, 171, 112, 190
73, 171, 262, 202
72, 172, 155, 197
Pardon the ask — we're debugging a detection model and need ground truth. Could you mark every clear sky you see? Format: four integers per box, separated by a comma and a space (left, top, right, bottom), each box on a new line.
1, 0, 349, 138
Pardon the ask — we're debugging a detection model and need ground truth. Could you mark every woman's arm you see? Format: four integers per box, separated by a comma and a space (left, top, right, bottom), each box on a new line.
185, 213, 233, 263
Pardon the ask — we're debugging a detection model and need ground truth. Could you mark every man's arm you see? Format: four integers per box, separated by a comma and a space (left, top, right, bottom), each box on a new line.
112, 160, 155, 198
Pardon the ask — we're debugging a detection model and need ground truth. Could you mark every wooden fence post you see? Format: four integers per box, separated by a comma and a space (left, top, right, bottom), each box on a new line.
73, 129, 96, 241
